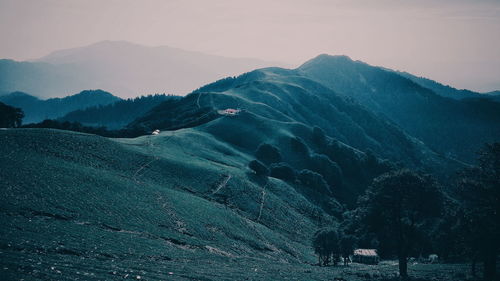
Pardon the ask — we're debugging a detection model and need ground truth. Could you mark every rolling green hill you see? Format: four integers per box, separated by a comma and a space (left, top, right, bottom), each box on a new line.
132, 67, 453, 171
0, 127, 342, 280
130, 67, 464, 206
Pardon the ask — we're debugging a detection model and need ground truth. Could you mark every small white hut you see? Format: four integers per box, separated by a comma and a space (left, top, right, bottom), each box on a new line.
217, 108, 240, 116
352, 249, 379, 264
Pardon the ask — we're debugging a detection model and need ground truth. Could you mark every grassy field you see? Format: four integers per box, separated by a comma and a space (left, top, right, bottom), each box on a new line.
0, 128, 476, 280
0, 128, 322, 280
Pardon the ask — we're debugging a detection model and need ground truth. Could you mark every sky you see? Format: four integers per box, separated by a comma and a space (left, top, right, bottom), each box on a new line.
1, 0, 499, 92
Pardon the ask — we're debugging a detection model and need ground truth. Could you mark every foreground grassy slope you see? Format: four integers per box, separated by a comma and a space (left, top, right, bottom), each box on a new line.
0, 128, 333, 280
0, 131, 472, 281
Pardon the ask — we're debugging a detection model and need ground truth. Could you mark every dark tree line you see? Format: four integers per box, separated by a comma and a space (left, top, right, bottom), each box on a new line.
457, 143, 500, 280
22, 119, 147, 138
313, 228, 355, 266
312, 143, 499, 280
60, 94, 176, 129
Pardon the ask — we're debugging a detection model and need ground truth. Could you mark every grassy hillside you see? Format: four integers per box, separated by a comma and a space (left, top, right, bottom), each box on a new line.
130, 68, 468, 211
0, 128, 337, 280
0, 128, 475, 280
133, 67, 455, 172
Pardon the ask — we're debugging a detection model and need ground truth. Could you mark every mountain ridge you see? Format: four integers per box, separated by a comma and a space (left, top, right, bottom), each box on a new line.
0, 90, 120, 124
297, 54, 500, 162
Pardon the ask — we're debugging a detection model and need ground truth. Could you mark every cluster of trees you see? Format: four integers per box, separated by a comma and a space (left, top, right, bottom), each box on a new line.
313, 228, 355, 266
312, 143, 499, 280
0, 102, 24, 128
248, 143, 334, 195
455, 143, 500, 280
248, 131, 394, 208
310, 126, 393, 205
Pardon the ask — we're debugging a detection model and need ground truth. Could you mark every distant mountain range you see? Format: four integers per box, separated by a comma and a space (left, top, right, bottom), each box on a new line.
0, 90, 120, 124
0, 41, 282, 98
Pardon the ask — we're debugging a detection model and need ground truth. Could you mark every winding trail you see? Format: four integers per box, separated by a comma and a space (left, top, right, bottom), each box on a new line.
212, 175, 232, 194
257, 184, 267, 221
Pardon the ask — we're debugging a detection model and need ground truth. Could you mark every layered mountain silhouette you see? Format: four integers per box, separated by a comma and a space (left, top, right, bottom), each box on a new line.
0, 41, 281, 98
297, 55, 500, 161
0, 90, 120, 123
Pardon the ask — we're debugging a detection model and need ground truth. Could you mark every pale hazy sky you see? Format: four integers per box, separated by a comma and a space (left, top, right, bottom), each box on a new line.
1, 0, 499, 92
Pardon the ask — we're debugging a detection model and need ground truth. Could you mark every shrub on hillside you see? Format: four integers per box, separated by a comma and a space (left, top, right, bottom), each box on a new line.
249, 160, 269, 176
269, 162, 296, 182
298, 169, 331, 195
255, 143, 282, 165
290, 136, 309, 155
309, 153, 343, 188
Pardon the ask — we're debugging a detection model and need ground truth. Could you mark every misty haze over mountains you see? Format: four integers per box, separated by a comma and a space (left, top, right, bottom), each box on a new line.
0, 41, 284, 98
2, 40, 499, 100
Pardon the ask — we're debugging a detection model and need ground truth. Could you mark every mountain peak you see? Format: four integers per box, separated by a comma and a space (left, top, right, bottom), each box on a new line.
299, 54, 354, 69
75, 89, 116, 97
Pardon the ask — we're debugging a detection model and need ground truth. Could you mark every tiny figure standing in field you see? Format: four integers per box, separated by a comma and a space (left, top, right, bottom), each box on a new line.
343, 255, 351, 266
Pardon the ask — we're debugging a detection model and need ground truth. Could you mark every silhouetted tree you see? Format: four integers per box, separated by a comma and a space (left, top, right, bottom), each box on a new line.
458, 143, 500, 281
255, 143, 282, 165
309, 153, 343, 188
356, 169, 443, 278
269, 162, 296, 182
340, 234, 356, 265
298, 169, 331, 195
0, 102, 24, 128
